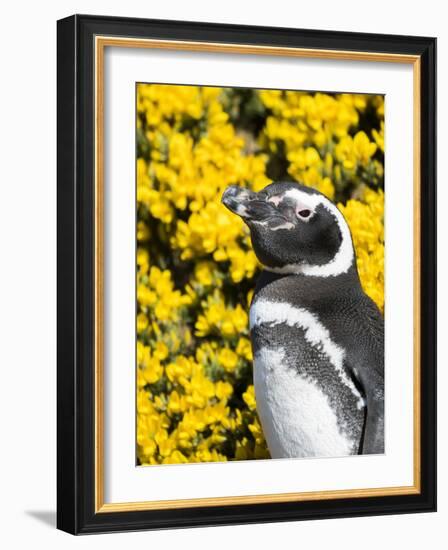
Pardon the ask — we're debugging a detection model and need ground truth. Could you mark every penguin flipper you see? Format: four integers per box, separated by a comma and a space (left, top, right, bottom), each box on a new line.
347, 356, 384, 455
346, 294, 385, 455
362, 399, 385, 454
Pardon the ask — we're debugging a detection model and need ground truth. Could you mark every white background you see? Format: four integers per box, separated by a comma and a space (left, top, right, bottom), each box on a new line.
0, 0, 444, 548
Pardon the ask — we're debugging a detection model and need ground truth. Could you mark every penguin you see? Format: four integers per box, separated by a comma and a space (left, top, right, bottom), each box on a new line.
222, 181, 384, 459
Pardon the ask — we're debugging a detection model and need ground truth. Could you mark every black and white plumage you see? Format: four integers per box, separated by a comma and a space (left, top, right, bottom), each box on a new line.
222, 181, 384, 459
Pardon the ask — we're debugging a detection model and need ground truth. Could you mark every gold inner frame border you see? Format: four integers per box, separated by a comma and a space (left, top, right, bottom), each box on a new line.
94, 35, 421, 513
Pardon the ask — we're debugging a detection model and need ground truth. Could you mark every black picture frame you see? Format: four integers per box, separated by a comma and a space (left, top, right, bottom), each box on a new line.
57, 14, 436, 535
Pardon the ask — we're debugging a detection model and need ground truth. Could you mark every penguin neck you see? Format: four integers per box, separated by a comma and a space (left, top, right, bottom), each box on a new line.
254, 262, 363, 306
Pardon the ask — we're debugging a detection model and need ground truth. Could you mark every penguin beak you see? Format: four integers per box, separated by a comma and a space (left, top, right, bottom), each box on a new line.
222, 185, 275, 222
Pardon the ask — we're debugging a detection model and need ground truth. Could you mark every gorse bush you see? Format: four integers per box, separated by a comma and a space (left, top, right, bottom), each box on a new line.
136, 84, 384, 465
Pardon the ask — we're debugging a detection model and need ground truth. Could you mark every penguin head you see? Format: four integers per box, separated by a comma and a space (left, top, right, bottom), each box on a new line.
222, 181, 355, 277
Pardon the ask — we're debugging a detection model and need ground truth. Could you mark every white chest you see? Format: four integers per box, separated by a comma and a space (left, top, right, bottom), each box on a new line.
250, 297, 363, 459
253, 346, 354, 459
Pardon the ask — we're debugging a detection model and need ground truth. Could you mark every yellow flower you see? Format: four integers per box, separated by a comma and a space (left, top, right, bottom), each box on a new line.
235, 438, 251, 460
167, 390, 186, 415
162, 450, 189, 464
153, 341, 169, 361
335, 131, 377, 170
353, 131, 378, 165
137, 285, 157, 307
137, 313, 149, 334
194, 261, 215, 287
215, 381, 233, 401
157, 434, 177, 458
242, 385, 257, 411
137, 221, 151, 242
338, 187, 384, 311
372, 121, 385, 153
166, 356, 193, 385
141, 361, 163, 385
137, 248, 150, 274
218, 348, 238, 371
230, 305, 248, 333
236, 337, 253, 361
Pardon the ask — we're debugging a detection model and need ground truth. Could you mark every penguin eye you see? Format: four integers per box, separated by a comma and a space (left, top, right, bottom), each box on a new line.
297, 209, 312, 219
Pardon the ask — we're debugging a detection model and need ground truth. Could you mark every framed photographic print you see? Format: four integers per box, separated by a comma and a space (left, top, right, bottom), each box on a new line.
57, 14, 436, 534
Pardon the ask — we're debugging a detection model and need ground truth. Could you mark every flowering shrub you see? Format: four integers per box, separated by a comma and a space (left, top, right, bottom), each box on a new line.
136, 84, 384, 465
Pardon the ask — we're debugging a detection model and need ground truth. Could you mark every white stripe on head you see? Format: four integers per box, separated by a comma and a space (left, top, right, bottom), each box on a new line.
250, 299, 365, 409
266, 188, 354, 277
270, 221, 295, 231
